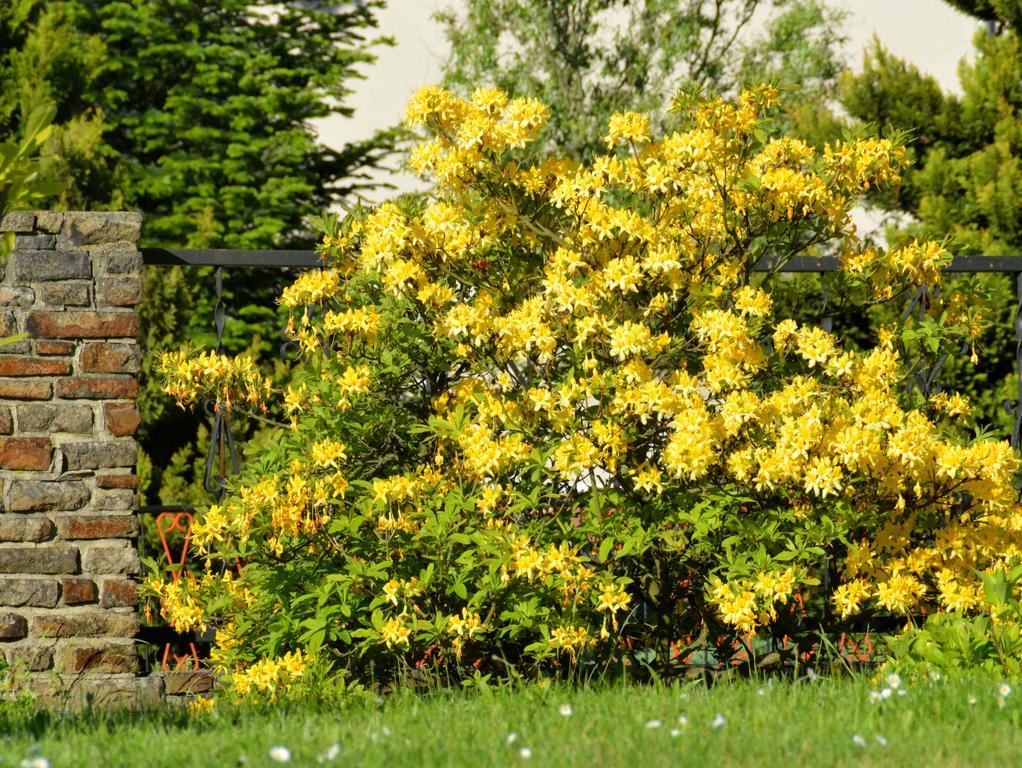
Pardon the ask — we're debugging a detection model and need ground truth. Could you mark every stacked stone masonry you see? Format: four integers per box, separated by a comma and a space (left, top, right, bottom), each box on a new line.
0, 212, 160, 707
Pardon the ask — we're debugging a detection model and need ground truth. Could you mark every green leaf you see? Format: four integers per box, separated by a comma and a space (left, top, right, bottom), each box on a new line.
598, 538, 615, 563
980, 569, 1009, 607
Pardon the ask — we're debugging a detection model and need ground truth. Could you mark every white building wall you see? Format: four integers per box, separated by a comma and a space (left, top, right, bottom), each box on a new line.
315, 0, 983, 202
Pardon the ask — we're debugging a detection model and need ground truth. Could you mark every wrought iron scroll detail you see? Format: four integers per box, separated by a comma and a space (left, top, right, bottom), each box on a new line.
1012, 273, 1022, 450
203, 266, 240, 498
819, 272, 833, 333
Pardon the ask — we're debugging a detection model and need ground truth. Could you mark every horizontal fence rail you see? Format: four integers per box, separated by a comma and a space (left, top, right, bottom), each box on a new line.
141, 248, 322, 268
759, 255, 1022, 272
141, 249, 1022, 273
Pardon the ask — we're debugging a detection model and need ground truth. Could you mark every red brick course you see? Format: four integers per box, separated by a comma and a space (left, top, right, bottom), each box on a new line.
0, 437, 53, 470
0, 357, 71, 376
25, 311, 138, 340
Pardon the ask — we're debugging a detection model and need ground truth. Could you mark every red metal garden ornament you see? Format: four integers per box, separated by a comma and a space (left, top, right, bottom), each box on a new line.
838, 631, 875, 663
156, 510, 200, 671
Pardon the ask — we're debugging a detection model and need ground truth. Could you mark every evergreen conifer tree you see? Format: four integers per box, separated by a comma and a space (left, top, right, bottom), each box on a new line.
841, 3, 1022, 252
70, 0, 394, 249
840, 1, 1021, 437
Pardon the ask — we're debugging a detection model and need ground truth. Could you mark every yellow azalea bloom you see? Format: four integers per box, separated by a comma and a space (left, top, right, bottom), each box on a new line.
596, 583, 630, 614
381, 617, 412, 649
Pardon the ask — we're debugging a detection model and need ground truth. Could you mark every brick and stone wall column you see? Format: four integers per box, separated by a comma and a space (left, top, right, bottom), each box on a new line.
0, 212, 158, 706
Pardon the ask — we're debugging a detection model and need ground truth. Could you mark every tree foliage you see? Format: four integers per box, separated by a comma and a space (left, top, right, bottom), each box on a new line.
839, 4, 1022, 440
0, 103, 60, 252
0, 0, 106, 211
437, 0, 845, 161
69, 0, 395, 249
841, 8, 1022, 252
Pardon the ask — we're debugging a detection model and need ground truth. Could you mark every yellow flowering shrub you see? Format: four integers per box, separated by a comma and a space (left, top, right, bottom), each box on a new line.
154, 85, 1020, 688
159, 348, 272, 413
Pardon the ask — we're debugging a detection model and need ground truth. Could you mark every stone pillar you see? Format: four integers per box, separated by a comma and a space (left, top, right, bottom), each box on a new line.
0, 212, 158, 707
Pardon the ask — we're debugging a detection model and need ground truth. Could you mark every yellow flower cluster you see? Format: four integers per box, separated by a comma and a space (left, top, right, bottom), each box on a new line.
145, 570, 258, 637
231, 649, 306, 699
509, 536, 587, 584
382, 576, 422, 606
188, 462, 347, 556
187, 696, 215, 717
447, 608, 484, 658
189, 477, 277, 549
843, 240, 950, 300
406, 85, 549, 162
279, 268, 342, 308
709, 570, 797, 634
146, 577, 206, 633
322, 306, 380, 340
336, 365, 372, 409
596, 582, 630, 615
159, 349, 272, 412
604, 111, 650, 147
381, 616, 411, 649
550, 624, 593, 661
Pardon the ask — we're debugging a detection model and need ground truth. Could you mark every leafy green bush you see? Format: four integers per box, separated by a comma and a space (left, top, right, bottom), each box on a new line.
0, 100, 61, 257
889, 566, 1022, 677
150, 86, 1022, 698
0, 99, 59, 349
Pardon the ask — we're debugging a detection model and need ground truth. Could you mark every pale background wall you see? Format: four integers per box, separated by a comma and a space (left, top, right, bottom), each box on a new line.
316, 0, 983, 202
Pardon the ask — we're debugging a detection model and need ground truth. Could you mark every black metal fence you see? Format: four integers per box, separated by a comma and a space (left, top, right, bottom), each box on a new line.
134, 248, 1022, 668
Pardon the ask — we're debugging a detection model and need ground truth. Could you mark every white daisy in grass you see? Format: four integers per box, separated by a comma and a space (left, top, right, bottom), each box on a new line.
677, 715, 689, 727
670, 728, 682, 737
519, 747, 533, 759
645, 719, 663, 729
852, 734, 866, 748
317, 744, 341, 763
880, 688, 893, 700
559, 703, 573, 717
506, 732, 519, 745
269, 746, 292, 763
869, 691, 882, 704
711, 713, 726, 729
886, 673, 901, 689
999, 683, 1012, 698
20, 759, 50, 768
968, 694, 978, 706
875, 735, 888, 747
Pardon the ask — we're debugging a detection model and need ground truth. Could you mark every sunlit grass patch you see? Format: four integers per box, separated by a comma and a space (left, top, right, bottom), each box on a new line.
3, 675, 1022, 767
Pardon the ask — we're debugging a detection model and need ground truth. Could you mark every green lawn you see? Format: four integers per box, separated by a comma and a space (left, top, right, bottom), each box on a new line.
3, 674, 1021, 767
